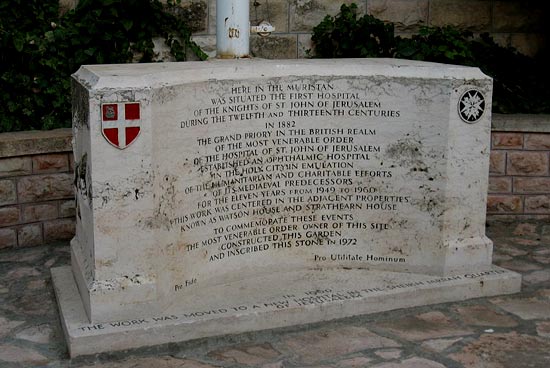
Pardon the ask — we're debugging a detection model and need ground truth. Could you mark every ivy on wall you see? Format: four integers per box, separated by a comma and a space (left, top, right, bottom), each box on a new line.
0, 0, 206, 133
311, 4, 550, 114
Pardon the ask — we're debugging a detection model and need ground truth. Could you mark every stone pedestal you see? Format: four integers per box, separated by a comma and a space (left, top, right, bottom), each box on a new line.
53, 59, 520, 357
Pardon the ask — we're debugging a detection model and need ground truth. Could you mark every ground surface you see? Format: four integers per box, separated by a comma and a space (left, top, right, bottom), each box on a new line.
0, 220, 549, 368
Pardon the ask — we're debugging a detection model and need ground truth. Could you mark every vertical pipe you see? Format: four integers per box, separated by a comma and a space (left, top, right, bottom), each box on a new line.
216, 0, 250, 58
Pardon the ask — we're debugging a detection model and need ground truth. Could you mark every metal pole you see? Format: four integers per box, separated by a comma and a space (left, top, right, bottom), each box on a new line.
216, 0, 250, 58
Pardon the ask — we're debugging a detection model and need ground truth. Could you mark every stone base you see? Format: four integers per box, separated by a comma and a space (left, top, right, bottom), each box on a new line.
52, 265, 521, 357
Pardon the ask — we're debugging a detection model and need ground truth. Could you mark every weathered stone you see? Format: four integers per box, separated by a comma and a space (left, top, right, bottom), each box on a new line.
420, 337, 462, 352
17, 223, 43, 247
79, 356, 218, 368
0, 228, 16, 249
54, 58, 519, 357
489, 151, 506, 175
6, 266, 41, 280
208, 343, 281, 366
32, 153, 69, 173
487, 195, 522, 213
507, 152, 549, 176
367, 0, 428, 32
250, 34, 298, 59
282, 326, 400, 364
191, 35, 217, 59
374, 311, 473, 341
523, 270, 550, 285
524, 133, 550, 150
374, 349, 402, 360
430, 0, 491, 32
43, 218, 75, 243
0, 344, 48, 365
59, 200, 76, 217
371, 357, 447, 368
492, 132, 523, 149
498, 259, 542, 273
510, 32, 546, 58
165, 0, 208, 34
454, 305, 517, 327
22, 203, 58, 223
15, 324, 52, 344
0, 157, 32, 178
289, 0, 366, 32
250, 0, 289, 33
0, 317, 24, 338
536, 321, 550, 338
525, 195, 550, 213
450, 332, 550, 368
515, 178, 550, 194
0, 128, 72, 158
0, 206, 19, 226
297, 33, 313, 58
17, 173, 73, 203
0, 179, 17, 206
336, 356, 373, 367
488, 177, 511, 193
491, 296, 550, 320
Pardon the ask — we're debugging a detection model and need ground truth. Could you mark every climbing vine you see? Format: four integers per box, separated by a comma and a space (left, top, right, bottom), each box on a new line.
0, 0, 207, 132
311, 3, 550, 114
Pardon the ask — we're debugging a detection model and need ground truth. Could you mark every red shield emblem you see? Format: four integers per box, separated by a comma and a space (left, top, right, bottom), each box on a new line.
101, 102, 141, 149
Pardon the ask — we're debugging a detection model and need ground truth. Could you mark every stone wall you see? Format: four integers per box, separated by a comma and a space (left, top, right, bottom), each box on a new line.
0, 130, 74, 249
1, 116, 550, 249
56, 1, 547, 59
489, 115, 550, 218
183, 0, 547, 59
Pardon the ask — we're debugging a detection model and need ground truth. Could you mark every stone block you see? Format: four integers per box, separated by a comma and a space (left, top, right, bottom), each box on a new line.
22, 203, 58, 223
191, 35, 217, 59
514, 178, 550, 194
43, 219, 76, 243
32, 153, 69, 174
488, 177, 511, 193
0, 228, 16, 249
0, 179, 17, 206
524, 134, 550, 150
297, 33, 313, 58
289, 0, 367, 32
69, 152, 75, 172
250, 0, 289, 34
60, 200, 76, 218
250, 34, 298, 59
17, 174, 73, 203
487, 195, 522, 213
489, 151, 506, 175
0, 129, 72, 158
429, 0, 491, 32
492, 2, 545, 32
164, 0, 208, 34
367, 0, 428, 32
53, 58, 521, 357
0, 157, 32, 178
525, 195, 550, 213
207, 0, 216, 35
0, 206, 20, 227
492, 132, 523, 149
17, 223, 43, 248
507, 152, 549, 176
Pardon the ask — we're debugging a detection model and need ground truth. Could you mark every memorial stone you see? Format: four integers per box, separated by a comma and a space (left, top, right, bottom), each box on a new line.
52, 58, 521, 357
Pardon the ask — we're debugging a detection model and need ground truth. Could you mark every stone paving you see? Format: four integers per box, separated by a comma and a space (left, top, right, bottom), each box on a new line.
0, 219, 549, 368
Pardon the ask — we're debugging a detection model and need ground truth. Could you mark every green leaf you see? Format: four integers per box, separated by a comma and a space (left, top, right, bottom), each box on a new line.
122, 19, 133, 31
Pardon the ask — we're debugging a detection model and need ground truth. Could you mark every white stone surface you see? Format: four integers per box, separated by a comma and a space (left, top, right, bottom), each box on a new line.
52, 265, 520, 357
54, 58, 519, 355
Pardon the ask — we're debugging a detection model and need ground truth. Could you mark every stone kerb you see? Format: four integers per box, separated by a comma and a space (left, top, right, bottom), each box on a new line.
0, 129, 75, 249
